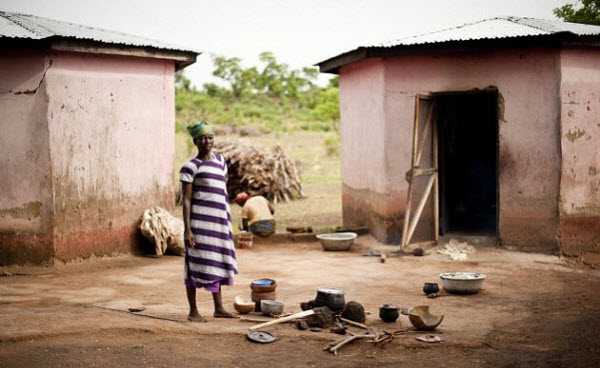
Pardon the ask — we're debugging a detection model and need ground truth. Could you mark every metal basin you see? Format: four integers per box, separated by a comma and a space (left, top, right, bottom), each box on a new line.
438, 272, 486, 294
317, 232, 357, 251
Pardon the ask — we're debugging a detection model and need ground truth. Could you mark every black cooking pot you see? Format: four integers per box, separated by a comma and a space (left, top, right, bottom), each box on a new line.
314, 287, 345, 311
379, 304, 400, 323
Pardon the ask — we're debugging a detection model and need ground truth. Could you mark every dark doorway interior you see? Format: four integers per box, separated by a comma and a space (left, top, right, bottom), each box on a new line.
436, 91, 498, 236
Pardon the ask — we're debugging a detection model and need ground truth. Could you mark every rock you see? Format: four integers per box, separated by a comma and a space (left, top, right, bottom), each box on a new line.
330, 324, 347, 335
306, 306, 335, 328
341, 301, 366, 323
295, 319, 308, 330
413, 248, 425, 256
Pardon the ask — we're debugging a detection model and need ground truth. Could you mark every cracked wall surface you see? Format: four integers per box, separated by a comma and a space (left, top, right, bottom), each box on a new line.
1, 49, 176, 265
0, 50, 55, 265
559, 47, 600, 259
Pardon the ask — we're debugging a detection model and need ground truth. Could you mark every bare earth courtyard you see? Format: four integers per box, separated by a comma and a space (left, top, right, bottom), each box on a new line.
1, 236, 599, 367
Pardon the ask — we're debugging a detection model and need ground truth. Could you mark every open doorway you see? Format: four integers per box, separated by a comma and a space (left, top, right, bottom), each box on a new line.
435, 90, 498, 237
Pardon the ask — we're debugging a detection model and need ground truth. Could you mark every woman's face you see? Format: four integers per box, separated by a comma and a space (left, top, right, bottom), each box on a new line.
195, 134, 214, 153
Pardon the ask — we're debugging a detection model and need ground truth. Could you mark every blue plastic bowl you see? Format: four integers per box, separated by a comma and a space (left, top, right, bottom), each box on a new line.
252, 279, 272, 286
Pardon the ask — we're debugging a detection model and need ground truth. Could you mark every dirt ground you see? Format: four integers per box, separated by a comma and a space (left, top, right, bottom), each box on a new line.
1, 236, 600, 367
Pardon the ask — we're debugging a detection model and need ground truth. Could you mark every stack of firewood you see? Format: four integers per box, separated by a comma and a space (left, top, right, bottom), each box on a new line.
214, 141, 305, 203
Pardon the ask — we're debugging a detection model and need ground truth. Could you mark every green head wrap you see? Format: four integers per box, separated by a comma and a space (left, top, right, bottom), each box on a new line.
187, 120, 215, 139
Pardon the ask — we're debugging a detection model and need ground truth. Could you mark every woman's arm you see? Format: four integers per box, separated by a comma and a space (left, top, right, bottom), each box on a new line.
182, 182, 194, 247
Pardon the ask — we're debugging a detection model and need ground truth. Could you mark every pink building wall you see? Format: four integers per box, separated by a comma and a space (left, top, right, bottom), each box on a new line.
559, 47, 600, 261
340, 47, 563, 251
339, 58, 391, 241
0, 50, 175, 265
0, 51, 55, 264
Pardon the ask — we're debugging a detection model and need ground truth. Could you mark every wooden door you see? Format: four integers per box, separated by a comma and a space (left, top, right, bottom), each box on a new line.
401, 94, 439, 249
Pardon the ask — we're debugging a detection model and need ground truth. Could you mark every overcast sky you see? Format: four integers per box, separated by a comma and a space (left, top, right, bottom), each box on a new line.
1, 0, 570, 87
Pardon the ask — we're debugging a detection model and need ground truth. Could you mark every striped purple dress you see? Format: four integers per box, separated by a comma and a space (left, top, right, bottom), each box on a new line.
179, 153, 238, 292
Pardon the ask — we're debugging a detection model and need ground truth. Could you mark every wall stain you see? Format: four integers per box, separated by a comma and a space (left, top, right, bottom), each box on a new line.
590, 166, 598, 176
565, 129, 586, 143
0, 201, 42, 219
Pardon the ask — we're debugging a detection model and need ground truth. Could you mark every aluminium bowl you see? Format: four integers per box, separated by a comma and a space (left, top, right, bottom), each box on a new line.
317, 232, 357, 251
261, 300, 284, 316
438, 272, 486, 294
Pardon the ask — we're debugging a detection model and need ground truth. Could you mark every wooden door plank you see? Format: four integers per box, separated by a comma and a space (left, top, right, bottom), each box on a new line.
406, 173, 436, 245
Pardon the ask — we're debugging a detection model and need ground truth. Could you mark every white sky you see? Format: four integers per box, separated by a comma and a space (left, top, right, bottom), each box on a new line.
1, 0, 570, 87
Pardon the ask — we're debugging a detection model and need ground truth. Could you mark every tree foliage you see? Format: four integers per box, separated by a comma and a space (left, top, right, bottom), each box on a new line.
554, 0, 600, 25
174, 52, 339, 134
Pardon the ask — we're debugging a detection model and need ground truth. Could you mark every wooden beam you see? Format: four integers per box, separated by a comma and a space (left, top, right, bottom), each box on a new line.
433, 106, 439, 243
415, 104, 434, 167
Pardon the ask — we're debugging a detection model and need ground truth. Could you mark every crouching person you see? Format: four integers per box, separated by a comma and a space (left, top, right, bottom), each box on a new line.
234, 192, 276, 236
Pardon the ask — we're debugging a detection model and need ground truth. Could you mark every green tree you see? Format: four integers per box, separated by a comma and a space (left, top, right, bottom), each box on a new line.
554, 0, 600, 25
211, 55, 258, 100
175, 71, 192, 91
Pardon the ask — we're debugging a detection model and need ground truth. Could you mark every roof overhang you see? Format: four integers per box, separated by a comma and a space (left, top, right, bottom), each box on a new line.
0, 37, 198, 70
317, 33, 600, 74
50, 38, 198, 70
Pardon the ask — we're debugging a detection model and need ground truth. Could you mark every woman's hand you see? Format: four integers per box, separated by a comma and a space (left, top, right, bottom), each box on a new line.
185, 230, 194, 248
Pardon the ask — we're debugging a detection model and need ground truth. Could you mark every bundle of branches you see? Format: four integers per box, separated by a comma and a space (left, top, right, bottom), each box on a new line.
214, 141, 305, 203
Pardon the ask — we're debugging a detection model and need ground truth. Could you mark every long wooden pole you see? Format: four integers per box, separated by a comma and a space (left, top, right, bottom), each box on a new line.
249, 309, 314, 330
433, 104, 439, 244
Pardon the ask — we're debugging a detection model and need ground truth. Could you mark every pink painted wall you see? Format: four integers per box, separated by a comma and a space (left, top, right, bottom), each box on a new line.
0, 51, 54, 264
338, 58, 395, 241
340, 47, 563, 250
559, 47, 600, 260
0, 50, 176, 265
45, 52, 175, 261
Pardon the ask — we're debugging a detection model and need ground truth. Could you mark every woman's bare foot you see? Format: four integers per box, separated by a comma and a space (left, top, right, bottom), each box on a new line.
213, 310, 239, 319
188, 311, 207, 322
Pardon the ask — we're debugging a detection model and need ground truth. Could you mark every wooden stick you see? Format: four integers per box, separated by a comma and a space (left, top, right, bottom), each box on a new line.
249, 309, 314, 330
339, 318, 368, 330
328, 333, 373, 354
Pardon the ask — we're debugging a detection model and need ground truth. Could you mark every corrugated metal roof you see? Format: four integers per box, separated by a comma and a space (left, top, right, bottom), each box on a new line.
0, 11, 199, 54
318, 16, 600, 73
377, 16, 600, 47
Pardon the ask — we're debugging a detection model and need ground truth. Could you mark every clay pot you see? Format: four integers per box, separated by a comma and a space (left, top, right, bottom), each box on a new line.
379, 304, 400, 323
250, 290, 276, 303
423, 282, 440, 295
250, 279, 277, 293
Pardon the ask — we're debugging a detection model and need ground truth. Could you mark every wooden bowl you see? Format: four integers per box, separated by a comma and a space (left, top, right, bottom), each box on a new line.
250, 279, 277, 293
408, 305, 444, 331
233, 296, 255, 314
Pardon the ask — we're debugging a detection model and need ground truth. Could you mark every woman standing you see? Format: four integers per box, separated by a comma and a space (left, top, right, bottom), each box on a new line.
180, 121, 237, 322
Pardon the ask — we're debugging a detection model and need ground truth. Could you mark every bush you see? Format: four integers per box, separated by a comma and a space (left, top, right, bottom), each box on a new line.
324, 135, 340, 156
